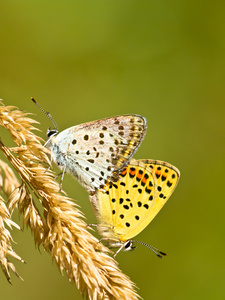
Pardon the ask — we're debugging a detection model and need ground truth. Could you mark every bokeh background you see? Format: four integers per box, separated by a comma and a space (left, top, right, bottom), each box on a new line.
1, 1, 225, 299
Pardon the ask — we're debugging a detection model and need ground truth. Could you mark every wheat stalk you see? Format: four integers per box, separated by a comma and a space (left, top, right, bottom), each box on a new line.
0, 100, 140, 299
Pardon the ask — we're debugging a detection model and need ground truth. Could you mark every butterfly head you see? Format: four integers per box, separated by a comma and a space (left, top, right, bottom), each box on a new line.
114, 239, 166, 258
46, 127, 58, 138
123, 240, 136, 252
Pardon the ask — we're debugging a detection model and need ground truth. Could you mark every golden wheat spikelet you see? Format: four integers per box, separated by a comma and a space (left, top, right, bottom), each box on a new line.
0, 100, 139, 299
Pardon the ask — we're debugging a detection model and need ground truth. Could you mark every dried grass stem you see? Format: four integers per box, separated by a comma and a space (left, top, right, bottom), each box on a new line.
0, 100, 139, 299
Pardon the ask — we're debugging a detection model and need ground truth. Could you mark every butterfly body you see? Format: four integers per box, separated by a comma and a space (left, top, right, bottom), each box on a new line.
45, 115, 147, 192
90, 159, 180, 255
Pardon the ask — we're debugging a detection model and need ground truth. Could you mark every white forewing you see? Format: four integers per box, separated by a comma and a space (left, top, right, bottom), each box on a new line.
46, 115, 147, 192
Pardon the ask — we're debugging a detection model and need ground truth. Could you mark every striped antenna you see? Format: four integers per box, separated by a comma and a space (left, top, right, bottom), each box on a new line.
31, 97, 58, 132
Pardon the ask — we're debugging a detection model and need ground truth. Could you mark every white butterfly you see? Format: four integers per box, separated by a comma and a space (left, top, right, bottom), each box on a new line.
32, 98, 147, 193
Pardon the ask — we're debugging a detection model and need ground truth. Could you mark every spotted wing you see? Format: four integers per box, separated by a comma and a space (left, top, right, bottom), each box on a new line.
92, 159, 180, 242
140, 159, 180, 211
56, 115, 146, 192
91, 159, 156, 241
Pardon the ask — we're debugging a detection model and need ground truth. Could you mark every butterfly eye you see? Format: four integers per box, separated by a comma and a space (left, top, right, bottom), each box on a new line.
124, 241, 136, 252
47, 127, 58, 138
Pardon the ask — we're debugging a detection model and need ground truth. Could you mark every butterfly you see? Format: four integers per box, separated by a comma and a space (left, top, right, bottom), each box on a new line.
89, 158, 180, 257
31, 98, 147, 192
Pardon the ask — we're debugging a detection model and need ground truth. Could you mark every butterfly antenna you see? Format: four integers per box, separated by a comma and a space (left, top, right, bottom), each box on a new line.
31, 97, 58, 131
133, 240, 167, 259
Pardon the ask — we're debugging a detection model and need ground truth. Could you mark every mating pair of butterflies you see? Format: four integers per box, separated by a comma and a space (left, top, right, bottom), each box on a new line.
32, 98, 180, 257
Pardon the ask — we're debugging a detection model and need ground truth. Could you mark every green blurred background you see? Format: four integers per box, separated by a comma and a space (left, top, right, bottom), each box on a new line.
1, 1, 225, 299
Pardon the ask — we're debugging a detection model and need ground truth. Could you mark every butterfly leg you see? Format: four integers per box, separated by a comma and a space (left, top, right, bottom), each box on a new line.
44, 151, 53, 173
59, 165, 66, 191
45, 165, 51, 173
86, 223, 98, 230
54, 172, 63, 179
97, 236, 120, 247
87, 224, 112, 231
113, 244, 126, 258
97, 236, 114, 245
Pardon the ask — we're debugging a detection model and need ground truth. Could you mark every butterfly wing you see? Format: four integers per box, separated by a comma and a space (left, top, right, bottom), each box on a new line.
91, 159, 180, 242
139, 159, 180, 202
136, 159, 180, 231
54, 115, 146, 191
